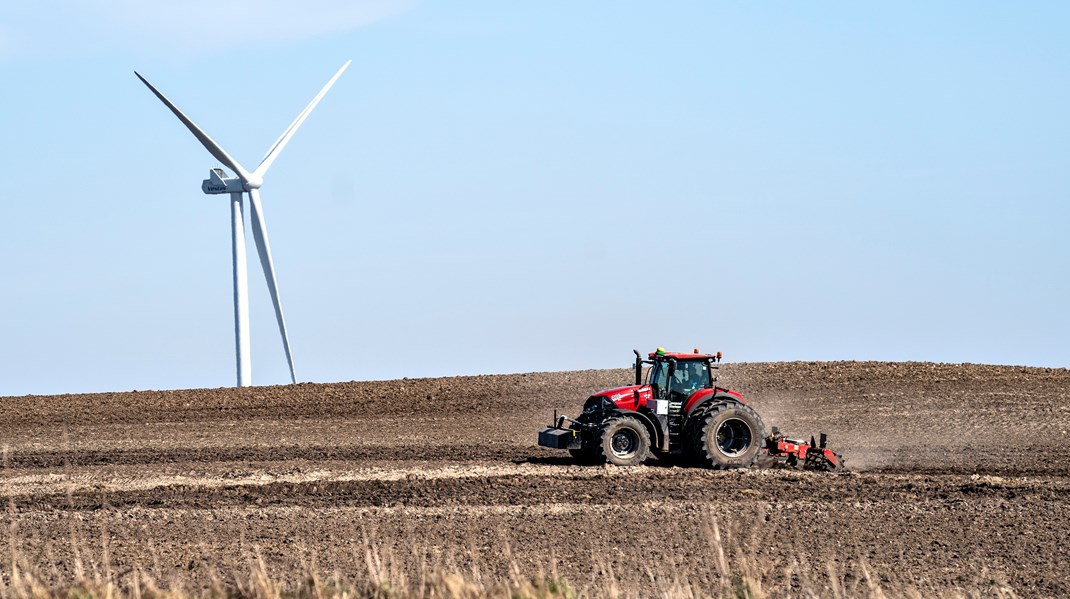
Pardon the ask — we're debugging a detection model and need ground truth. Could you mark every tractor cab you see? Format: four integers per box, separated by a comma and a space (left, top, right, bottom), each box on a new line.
637, 349, 721, 402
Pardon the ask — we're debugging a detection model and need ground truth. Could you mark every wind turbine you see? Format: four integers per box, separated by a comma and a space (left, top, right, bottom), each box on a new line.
135, 61, 351, 387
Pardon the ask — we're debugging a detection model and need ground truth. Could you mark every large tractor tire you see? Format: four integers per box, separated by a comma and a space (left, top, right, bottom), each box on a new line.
596, 415, 651, 466
692, 401, 766, 469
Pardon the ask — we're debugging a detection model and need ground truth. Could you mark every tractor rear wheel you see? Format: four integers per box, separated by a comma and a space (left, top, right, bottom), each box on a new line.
597, 416, 651, 466
694, 402, 765, 469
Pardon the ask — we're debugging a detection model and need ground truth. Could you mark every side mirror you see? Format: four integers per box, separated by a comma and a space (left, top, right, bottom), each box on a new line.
667, 361, 676, 377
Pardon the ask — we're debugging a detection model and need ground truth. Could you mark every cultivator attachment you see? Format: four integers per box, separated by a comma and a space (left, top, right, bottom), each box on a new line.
763, 428, 845, 472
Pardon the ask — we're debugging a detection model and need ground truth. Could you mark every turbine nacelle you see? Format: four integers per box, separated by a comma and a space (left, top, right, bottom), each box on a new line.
202, 168, 245, 194
202, 169, 264, 194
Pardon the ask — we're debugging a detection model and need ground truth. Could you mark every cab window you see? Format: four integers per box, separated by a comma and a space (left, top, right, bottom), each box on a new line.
651, 362, 668, 392
681, 361, 710, 389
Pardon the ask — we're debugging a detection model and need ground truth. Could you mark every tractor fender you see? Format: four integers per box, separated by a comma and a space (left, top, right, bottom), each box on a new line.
684, 390, 747, 418
607, 408, 666, 452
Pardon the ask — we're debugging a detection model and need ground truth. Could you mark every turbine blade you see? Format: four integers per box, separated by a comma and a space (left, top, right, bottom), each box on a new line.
254, 60, 351, 179
247, 189, 297, 384
134, 71, 252, 182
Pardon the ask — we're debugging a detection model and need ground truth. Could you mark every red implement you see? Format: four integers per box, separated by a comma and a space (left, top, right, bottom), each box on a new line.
763, 428, 845, 472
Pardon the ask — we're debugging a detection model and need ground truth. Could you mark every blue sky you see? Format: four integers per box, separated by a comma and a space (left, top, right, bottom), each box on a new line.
1, 2, 1067, 395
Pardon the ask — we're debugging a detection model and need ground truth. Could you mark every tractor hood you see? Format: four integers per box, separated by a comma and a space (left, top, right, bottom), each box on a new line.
589, 385, 653, 412
591, 385, 644, 401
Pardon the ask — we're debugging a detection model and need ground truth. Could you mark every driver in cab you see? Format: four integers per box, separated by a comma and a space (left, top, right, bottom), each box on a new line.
671, 362, 709, 398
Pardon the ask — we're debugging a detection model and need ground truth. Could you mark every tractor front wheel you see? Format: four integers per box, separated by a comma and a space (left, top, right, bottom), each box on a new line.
597, 416, 651, 466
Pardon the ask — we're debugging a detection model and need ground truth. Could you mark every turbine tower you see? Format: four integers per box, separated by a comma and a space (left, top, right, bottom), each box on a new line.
135, 61, 351, 387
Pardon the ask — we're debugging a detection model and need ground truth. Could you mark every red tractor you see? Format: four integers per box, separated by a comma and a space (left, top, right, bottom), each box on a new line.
538, 348, 843, 471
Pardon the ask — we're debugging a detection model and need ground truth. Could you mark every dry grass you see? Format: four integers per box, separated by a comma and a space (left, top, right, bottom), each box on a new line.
0, 514, 1019, 599
0, 447, 1021, 598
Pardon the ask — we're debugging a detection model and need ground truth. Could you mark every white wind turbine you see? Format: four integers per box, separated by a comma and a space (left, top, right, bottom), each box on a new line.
135, 61, 351, 387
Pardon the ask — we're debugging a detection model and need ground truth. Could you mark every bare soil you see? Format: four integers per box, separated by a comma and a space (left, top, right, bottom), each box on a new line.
1, 362, 1068, 596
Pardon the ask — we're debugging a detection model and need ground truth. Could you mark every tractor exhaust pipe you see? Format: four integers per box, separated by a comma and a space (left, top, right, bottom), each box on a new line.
633, 349, 642, 385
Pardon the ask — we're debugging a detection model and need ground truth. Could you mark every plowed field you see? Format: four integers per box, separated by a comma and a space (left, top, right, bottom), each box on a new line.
2, 362, 1068, 596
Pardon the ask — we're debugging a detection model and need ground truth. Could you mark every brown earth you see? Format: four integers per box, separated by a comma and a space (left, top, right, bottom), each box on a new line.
1, 361, 1069, 596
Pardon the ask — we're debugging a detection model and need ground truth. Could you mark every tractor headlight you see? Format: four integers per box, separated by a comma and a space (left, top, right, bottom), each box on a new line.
582, 397, 600, 414
581, 396, 613, 416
